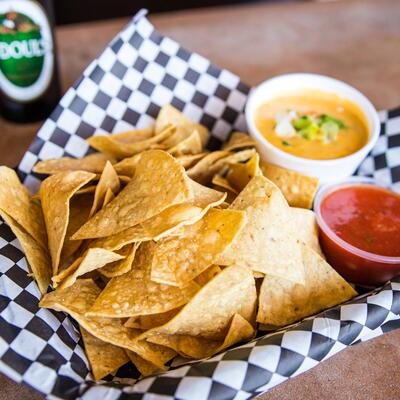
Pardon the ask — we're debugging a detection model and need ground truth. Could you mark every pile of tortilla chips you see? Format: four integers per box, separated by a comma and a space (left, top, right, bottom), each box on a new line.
0, 105, 357, 381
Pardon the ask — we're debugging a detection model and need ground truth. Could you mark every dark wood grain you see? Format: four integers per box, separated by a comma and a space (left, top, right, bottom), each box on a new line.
0, 1, 399, 399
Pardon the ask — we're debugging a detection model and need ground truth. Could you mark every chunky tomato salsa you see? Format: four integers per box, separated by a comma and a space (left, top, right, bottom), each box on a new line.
321, 185, 400, 257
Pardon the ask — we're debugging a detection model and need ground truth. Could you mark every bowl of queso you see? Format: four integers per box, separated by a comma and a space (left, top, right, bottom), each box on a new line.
245, 74, 380, 183
314, 177, 400, 286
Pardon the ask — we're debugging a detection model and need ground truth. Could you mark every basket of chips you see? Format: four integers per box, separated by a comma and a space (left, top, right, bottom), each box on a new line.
1, 10, 400, 400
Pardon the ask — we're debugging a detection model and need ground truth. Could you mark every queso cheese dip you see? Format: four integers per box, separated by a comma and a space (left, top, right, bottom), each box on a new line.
254, 90, 369, 160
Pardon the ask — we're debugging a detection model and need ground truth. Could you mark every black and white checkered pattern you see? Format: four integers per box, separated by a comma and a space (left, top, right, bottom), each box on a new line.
1, 9, 400, 400
357, 108, 400, 192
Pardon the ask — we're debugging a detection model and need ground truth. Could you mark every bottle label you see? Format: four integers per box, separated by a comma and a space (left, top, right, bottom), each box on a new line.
0, 1, 54, 102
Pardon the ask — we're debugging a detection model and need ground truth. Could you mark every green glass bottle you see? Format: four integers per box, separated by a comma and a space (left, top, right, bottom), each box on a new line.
0, 0, 60, 123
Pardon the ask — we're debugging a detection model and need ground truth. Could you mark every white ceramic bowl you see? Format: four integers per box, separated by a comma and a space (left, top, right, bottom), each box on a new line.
245, 73, 380, 183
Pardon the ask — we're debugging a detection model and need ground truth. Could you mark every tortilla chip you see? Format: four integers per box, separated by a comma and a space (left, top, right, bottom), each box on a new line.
87, 254, 199, 318
87, 126, 173, 159
144, 265, 256, 341
215, 313, 255, 352
53, 248, 124, 289
90, 225, 150, 252
125, 351, 166, 377
72, 150, 193, 239
168, 130, 203, 156
99, 243, 139, 278
151, 208, 246, 287
213, 148, 257, 176
211, 175, 238, 195
223, 132, 256, 151
187, 150, 231, 184
226, 153, 262, 192
81, 328, 129, 380
175, 153, 207, 169
104, 128, 154, 143
113, 154, 141, 177
102, 187, 115, 207
124, 308, 182, 330
146, 334, 219, 359
155, 104, 208, 147
194, 265, 222, 286
39, 279, 175, 366
60, 194, 93, 267
260, 162, 319, 209
141, 179, 226, 241
147, 312, 254, 360
76, 185, 97, 195
52, 256, 82, 286
256, 243, 357, 327
33, 153, 115, 175
40, 171, 95, 274
0, 211, 51, 294
290, 207, 323, 257
0, 166, 47, 249
216, 176, 305, 283
89, 161, 120, 217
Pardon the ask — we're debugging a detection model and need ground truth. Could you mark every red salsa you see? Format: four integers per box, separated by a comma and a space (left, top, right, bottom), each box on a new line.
321, 185, 400, 257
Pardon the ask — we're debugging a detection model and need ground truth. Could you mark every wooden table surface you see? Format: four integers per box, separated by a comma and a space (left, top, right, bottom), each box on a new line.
1, 0, 400, 398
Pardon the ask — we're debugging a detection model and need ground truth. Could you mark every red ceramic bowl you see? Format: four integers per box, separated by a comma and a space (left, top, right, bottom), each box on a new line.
314, 177, 400, 287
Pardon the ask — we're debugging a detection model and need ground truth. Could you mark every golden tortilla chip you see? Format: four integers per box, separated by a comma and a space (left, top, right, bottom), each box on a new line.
102, 187, 115, 207
168, 130, 203, 156
260, 162, 319, 209
216, 176, 305, 284
146, 334, 218, 359
90, 225, 150, 252
290, 207, 324, 257
194, 265, 222, 286
216, 313, 255, 351
81, 327, 129, 380
153, 312, 253, 360
140, 179, 226, 241
87, 126, 173, 160
124, 307, 182, 330
99, 243, 139, 278
125, 351, 167, 377
60, 194, 93, 267
113, 154, 142, 177
226, 153, 262, 192
223, 132, 256, 151
53, 248, 124, 289
213, 148, 257, 176
144, 265, 256, 341
211, 175, 238, 195
151, 208, 246, 287
89, 161, 120, 217
0, 211, 51, 295
76, 185, 97, 195
175, 153, 207, 169
146, 313, 254, 360
0, 166, 47, 249
40, 171, 95, 274
72, 150, 193, 239
104, 128, 154, 143
187, 150, 231, 184
155, 104, 208, 147
39, 279, 176, 367
87, 252, 199, 318
33, 153, 115, 175
257, 243, 357, 327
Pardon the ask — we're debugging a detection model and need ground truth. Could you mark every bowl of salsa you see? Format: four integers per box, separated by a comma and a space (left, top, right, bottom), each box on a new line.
314, 177, 400, 286
245, 74, 380, 183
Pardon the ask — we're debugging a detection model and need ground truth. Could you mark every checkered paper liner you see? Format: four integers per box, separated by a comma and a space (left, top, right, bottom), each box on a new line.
1, 9, 400, 400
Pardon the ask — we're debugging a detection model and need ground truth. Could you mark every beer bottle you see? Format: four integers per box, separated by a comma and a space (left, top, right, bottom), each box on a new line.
0, 0, 60, 123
